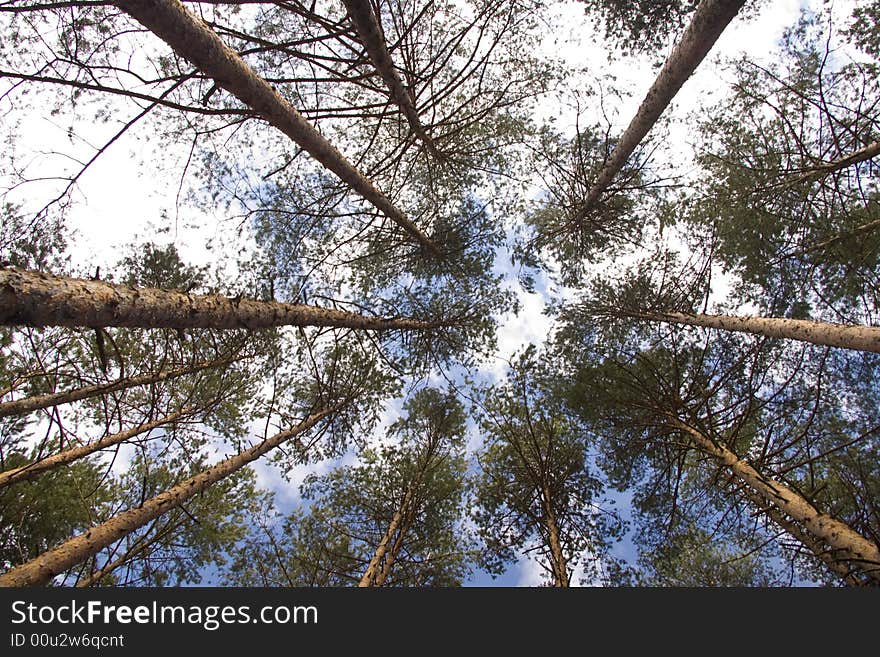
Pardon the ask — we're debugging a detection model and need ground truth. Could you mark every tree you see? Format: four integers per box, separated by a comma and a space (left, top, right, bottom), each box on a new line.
224, 387, 473, 586
0, 447, 112, 572
679, 12, 880, 322
70, 451, 263, 587
576, 0, 747, 215
473, 347, 627, 586
557, 314, 880, 585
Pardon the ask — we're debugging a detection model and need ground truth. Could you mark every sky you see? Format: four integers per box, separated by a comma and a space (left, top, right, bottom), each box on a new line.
0, 0, 861, 586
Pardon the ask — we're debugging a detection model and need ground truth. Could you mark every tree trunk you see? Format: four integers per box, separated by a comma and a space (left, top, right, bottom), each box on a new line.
75, 519, 180, 587
578, 0, 746, 216
628, 309, 880, 353
0, 357, 231, 418
358, 486, 415, 587
1, 268, 446, 331
373, 508, 413, 587
0, 406, 337, 587
670, 417, 880, 583
779, 141, 880, 188
541, 486, 569, 587
113, 0, 439, 256
738, 485, 865, 586
0, 408, 192, 488
341, 0, 441, 159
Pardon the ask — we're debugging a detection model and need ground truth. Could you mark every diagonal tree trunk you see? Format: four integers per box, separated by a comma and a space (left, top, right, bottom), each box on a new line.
0, 408, 193, 488
777, 141, 880, 189
0, 357, 232, 419
0, 406, 338, 587
738, 485, 865, 586
75, 517, 182, 587
577, 0, 746, 218
541, 486, 569, 587
113, 0, 440, 256
341, 0, 441, 159
669, 417, 880, 584
1, 268, 448, 331
373, 505, 415, 587
358, 485, 415, 587
623, 309, 880, 353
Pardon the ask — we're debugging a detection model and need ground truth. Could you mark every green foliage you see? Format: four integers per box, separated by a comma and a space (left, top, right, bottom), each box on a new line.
78, 451, 264, 587
581, 0, 701, 56
520, 124, 653, 287
847, 1, 880, 60
472, 347, 627, 585
0, 205, 68, 271
682, 14, 880, 320
225, 387, 474, 586
644, 524, 784, 586
0, 450, 113, 573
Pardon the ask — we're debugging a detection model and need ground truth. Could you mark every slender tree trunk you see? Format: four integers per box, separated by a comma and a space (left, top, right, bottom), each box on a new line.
779, 141, 880, 188
739, 485, 865, 586
0, 406, 338, 587
0, 357, 230, 418
113, 0, 439, 256
626, 309, 880, 353
541, 486, 569, 587
1, 268, 447, 331
358, 486, 415, 587
374, 509, 413, 587
341, 0, 441, 159
670, 417, 880, 583
577, 0, 746, 216
0, 408, 192, 488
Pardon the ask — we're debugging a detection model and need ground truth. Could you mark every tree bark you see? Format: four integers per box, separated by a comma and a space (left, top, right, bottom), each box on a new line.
778, 141, 880, 189
0, 408, 192, 488
0, 357, 231, 418
1, 268, 446, 331
577, 0, 746, 216
0, 406, 337, 587
541, 486, 569, 587
358, 486, 415, 587
627, 309, 880, 353
341, 0, 441, 159
374, 507, 413, 587
670, 417, 880, 583
75, 519, 180, 587
738, 485, 865, 586
113, 0, 440, 256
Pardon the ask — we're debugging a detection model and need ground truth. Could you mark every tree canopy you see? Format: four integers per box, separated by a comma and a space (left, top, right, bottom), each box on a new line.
1, 0, 878, 588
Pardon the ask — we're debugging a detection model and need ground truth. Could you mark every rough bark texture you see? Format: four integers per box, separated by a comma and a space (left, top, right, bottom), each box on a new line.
114, 0, 439, 256
0, 407, 336, 587
541, 486, 569, 587
634, 310, 880, 353
0, 408, 192, 488
0, 268, 444, 331
0, 357, 229, 418
739, 485, 865, 586
671, 418, 880, 583
578, 0, 746, 215
341, 0, 441, 159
